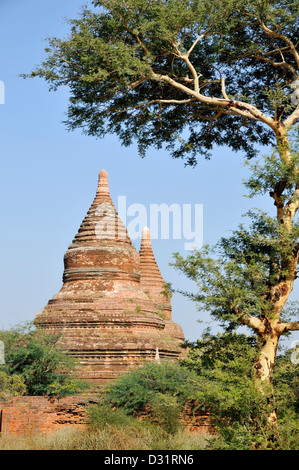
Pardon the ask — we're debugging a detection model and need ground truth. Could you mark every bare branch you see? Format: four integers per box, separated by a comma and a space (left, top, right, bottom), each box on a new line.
255, 54, 296, 75
187, 34, 205, 56
258, 19, 299, 70
151, 69, 276, 128
284, 105, 299, 128
221, 77, 229, 100
113, 96, 197, 115
276, 320, 299, 334
129, 78, 147, 90
233, 306, 265, 333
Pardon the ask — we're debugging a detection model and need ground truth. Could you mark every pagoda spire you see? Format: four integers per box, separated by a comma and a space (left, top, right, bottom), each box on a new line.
71, 169, 130, 246
96, 169, 110, 199
139, 226, 172, 319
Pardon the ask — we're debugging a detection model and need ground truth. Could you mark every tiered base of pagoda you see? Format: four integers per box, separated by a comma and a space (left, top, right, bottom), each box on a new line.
67, 342, 183, 383
35, 300, 184, 384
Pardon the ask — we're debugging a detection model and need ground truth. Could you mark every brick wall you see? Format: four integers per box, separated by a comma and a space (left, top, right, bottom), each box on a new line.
0, 396, 211, 435
0, 395, 98, 434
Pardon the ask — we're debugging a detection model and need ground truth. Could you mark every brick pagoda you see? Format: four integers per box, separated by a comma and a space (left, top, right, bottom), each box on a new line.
35, 170, 184, 383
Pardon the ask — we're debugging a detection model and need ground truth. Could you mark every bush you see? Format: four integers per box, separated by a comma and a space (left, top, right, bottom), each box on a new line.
105, 361, 200, 412
0, 370, 26, 401
150, 393, 181, 435
87, 404, 141, 431
181, 331, 299, 450
102, 360, 201, 433
0, 322, 87, 396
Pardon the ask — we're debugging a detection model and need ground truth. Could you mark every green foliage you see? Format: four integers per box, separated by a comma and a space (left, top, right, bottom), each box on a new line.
0, 371, 26, 401
161, 282, 172, 299
91, 394, 182, 436
181, 332, 299, 449
244, 129, 299, 200
87, 333, 298, 449
87, 402, 190, 446
182, 330, 258, 373
150, 393, 181, 434
271, 352, 299, 449
172, 203, 298, 331
182, 332, 265, 434
0, 322, 86, 396
104, 361, 200, 413
102, 361, 200, 433
273, 351, 299, 414
24, 0, 299, 165
87, 403, 144, 430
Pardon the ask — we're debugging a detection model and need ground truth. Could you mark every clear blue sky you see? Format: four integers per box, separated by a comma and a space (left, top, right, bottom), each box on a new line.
0, 0, 297, 345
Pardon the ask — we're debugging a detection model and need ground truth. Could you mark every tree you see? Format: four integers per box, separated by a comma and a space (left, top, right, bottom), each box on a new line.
0, 323, 85, 396
25, 0, 299, 161
171, 133, 299, 435
181, 331, 299, 449
25, 0, 299, 431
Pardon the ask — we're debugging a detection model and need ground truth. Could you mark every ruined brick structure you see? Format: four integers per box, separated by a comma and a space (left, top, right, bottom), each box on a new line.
0, 396, 211, 435
0, 396, 92, 434
34, 170, 184, 383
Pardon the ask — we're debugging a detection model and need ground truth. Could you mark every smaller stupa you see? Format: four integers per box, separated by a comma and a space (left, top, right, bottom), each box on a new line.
139, 226, 172, 319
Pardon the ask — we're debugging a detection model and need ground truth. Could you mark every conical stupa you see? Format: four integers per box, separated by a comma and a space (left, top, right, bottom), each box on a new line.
35, 170, 184, 384
139, 226, 172, 320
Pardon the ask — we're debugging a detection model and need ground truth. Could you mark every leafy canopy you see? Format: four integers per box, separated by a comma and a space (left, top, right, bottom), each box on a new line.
26, 0, 299, 165
172, 205, 299, 332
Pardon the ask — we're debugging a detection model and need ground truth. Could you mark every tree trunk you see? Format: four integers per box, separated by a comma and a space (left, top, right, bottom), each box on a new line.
255, 330, 279, 383
254, 326, 280, 442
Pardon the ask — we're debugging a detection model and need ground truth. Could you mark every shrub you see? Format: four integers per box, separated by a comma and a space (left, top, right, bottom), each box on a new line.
150, 393, 181, 434
0, 370, 26, 401
181, 331, 299, 450
87, 404, 141, 431
0, 322, 87, 396
102, 361, 201, 434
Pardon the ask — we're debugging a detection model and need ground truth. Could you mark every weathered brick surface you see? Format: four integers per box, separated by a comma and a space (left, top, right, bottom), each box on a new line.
0, 396, 97, 434
0, 396, 211, 435
139, 226, 172, 320
34, 170, 185, 383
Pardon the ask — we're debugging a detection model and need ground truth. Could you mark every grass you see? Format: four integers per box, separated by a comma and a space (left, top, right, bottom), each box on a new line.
0, 408, 212, 451
0, 427, 212, 451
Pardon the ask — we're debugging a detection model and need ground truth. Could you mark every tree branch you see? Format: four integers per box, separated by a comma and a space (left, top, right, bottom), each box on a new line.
257, 19, 299, 70
283, 105, 299, 128
255, 54, 296, 75
233, 306, 265, 333
186, 34, 205, 57
151, 70, 276, 128
276, 321, 299, 335
220, 76, 229, 100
